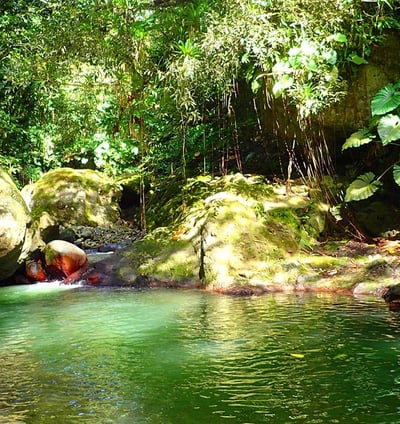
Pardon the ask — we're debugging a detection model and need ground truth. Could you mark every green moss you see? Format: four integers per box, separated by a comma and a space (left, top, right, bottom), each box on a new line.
141, 174, 329, 289
146, 173, 277, 230
112, 173, 400, 294
129, 228, 200, 283
29, 168, 121, 227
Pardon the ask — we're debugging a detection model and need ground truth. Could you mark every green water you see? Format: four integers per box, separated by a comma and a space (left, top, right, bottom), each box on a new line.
1, 285, 400, 424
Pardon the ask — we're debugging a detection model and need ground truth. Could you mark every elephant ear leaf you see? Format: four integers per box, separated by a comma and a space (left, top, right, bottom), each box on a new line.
371, 83, 400, 116
345, 172, 382, 202
377, 114, 400, 146
342, 128, 375, 151
393, 164, 400, 187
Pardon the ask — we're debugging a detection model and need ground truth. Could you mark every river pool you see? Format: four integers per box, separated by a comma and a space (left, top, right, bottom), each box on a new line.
0, 285, 400, 423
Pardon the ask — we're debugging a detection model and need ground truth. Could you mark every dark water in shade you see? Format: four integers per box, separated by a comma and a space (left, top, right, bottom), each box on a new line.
1, 285, 400, 424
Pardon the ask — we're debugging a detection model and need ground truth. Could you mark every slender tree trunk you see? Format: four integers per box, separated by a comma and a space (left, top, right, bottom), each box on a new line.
181, 117, 187, 181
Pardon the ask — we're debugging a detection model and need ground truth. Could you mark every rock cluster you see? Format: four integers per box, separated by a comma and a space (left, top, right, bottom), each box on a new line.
60, 225, 142, 251
0, 166, 135, 284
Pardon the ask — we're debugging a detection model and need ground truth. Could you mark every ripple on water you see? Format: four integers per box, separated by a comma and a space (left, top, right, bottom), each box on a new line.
0, 289, 399, 423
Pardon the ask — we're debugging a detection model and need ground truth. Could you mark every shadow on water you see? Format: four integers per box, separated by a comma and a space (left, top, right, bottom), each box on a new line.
0, 287, 400, 423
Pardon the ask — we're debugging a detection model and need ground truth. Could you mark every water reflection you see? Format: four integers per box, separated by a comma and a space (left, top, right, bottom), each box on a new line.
0, 288, 400, 423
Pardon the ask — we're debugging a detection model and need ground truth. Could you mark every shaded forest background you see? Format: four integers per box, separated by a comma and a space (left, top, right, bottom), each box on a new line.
1, 0, 400, 206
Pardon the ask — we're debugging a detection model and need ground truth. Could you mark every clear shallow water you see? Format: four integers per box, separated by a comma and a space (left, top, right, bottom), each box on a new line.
1, 286, 400, 423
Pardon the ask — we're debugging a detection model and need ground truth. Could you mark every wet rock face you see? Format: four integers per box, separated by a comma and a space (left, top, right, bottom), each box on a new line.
0, 167, 30, 281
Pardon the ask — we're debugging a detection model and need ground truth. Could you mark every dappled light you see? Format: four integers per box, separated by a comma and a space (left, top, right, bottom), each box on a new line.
1, 2, 400, 422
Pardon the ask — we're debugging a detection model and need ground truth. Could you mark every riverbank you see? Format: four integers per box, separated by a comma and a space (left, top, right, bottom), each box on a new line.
63, 174, 400, 299
210, 239, 400, 297
11, 172, 399, 301
79, 233, 400, 299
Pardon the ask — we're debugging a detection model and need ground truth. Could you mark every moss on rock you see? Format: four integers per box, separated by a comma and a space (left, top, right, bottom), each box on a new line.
22, 168, 122, 251
0, 167, 31, 281
101, 174, 329, 290
86, 173, 400, 296
27, 168, 121, 227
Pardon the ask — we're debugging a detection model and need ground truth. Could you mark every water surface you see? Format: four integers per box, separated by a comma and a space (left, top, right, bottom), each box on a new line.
1, 285, 400, 423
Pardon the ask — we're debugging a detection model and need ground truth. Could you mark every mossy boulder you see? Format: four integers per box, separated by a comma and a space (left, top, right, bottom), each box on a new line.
0, 167, 31, 281
85, 174, 400, 295
87, 174, 329, 289
23, 168, 122, 245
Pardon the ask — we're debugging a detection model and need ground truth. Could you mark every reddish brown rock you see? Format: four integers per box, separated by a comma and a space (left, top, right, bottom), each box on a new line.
25, 260, 47, 282
25, 240, 88, 283
44, 240, 88, 283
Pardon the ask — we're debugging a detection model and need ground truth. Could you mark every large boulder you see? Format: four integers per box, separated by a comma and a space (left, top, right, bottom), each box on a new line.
83, 174, 400, 295
44, 240, 88, 278
84, 174, 328, 290
22, 168, 122, 248
0, 167, 30, 281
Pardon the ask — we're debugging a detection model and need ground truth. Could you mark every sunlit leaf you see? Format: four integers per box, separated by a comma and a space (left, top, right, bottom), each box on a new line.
305, 58, 318, 72
348, 52, 368, 65
251, 79, 261, 93
333, 353, 348, 360
322, 49, 337, 65
300, 40, 318, 56
329, 205, 343, 222
290, 353, 305, 359
371, 83, 400, 116
393, 164, 400, 187
342, 128, 375, 151
377, 114, 400, 145
272, 60, 292, 74
332, 33, 347, 43
272, 75, 294, 98
288, 47, 301, 57
345, 172, 382, 202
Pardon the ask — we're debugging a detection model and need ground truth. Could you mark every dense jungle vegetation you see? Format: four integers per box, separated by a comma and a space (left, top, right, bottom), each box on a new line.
1, 1, 400, 209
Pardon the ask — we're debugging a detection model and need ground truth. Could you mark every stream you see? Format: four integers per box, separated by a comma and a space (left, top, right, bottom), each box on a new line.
1, 286, 400, 423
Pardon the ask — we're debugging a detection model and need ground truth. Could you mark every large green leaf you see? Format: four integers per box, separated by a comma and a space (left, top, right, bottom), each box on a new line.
394, 164, 400, 187
371, 83, 400, 116
344, 172, 382, 202
348, 52, 368, 65
342, 128, 375, 151
377, 114, 400, 146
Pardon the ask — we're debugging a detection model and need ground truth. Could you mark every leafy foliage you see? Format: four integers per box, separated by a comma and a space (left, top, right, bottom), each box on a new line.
344, 172, 382, 202
0, 0, 399, 188
342, 128, 375, 151
393, 164, 400, 187
343, 79, 400, 202
377, 114, 400, 146
371, 81, 400, 116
